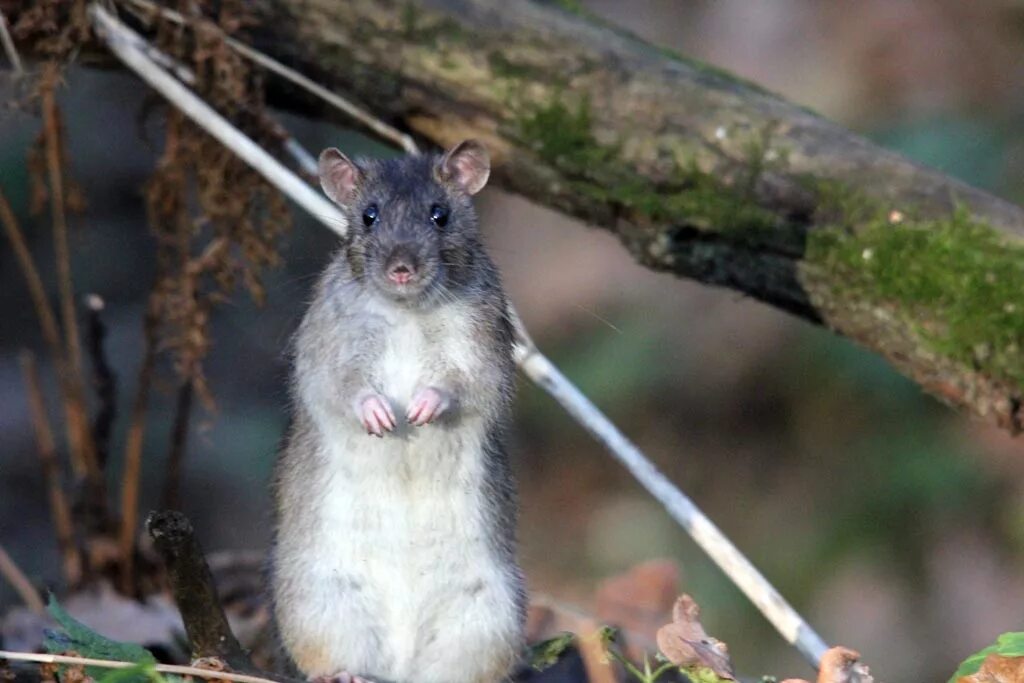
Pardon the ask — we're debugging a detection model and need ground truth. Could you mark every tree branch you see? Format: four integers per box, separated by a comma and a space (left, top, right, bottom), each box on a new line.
234, 0, 1024, 432
6, 0, 1024, 428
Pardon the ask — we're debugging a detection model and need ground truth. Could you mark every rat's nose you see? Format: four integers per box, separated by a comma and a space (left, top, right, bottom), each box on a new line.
388, 262, 414, 285
386, 247, 418, 285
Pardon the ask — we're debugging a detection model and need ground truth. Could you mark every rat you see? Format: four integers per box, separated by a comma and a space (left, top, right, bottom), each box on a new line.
270, 140, 525, 683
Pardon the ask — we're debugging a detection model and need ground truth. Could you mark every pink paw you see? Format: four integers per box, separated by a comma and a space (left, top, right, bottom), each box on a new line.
358, 393, 396, 437
407, 386, 451, 426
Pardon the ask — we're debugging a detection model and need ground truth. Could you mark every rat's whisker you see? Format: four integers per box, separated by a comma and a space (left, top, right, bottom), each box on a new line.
572, 304, 623, 334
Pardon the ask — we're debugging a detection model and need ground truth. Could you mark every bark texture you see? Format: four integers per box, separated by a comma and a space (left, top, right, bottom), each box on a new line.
146, 511, 255, 672
8, 0, 1024, 431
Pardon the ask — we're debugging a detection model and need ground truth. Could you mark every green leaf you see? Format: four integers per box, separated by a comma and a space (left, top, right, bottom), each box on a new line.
681, 665, 733, 683
45, 595, 157, 683
528, 632, 576, 671
96, 663, 165, 683
949, 631, 1024, 682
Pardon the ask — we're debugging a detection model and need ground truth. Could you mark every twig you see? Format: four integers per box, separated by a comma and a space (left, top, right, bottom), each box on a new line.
0, 189, 64, 365
0, 10, 22, 74
88, 4, 831, 668
20, 351, 83, 587
2, 189, 86, 586
86, 19, 319, 178
118, 299, 158, 593
282, 137, 318, 177
92, 7, 339, 227
513, 324, 829, 665
120, 0, 419, 155
0, 545, 44, 614
84, 294, 117, 470
40, 66, 101, 484
0, 187, 103, 545
0, 651, 292, 683
145, 511, 254, 672
160, 379, 193, 510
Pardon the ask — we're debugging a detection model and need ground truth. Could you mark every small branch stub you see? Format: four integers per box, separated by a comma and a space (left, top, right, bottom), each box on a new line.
146, 510, 252, 672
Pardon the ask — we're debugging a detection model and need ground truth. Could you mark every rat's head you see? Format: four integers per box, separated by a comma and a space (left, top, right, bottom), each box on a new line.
318, 140, 491, 308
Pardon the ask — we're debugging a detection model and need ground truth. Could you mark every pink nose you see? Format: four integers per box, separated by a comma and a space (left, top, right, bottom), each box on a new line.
389, 264, 413, 284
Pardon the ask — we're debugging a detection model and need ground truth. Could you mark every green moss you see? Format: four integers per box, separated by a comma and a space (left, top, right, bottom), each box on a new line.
400, 2, 467, 45
401, 1, 419, 36
518, 97, 614, 170
487, 51, 546, 81
546, 0, 588, 16
516, 97, 782, 240
808, 205, 1024, 386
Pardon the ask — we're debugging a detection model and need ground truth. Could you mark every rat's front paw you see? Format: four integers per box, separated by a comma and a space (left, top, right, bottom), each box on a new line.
358, 393, 396, 437
407, 386, 451, 426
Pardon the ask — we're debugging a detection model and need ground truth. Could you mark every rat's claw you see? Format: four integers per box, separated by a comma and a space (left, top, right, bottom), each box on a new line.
359, 394, 396, 436
407, 386, 451, 426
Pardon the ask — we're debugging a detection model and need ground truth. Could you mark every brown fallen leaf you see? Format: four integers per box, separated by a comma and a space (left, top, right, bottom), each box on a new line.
958, 653, 1024, 683
655, 594, 734, 680
780, 646, 875, 683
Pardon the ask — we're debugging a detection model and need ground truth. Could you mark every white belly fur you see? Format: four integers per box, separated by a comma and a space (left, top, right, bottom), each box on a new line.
278, 304, 519, 683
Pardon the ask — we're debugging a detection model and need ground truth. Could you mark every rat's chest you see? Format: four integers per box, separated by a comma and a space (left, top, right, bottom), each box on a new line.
371, 308, 480, 405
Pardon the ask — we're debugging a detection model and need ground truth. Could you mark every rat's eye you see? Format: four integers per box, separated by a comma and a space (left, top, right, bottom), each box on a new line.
429, 204, 449, 228
362, 203, 379, 227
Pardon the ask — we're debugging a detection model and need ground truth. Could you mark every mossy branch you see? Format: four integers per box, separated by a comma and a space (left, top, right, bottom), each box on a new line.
7, 0, 1023, 429
247, 0, 1023, 432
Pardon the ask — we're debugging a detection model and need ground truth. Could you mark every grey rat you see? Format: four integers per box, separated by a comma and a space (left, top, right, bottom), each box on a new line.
271, 140, 525, 683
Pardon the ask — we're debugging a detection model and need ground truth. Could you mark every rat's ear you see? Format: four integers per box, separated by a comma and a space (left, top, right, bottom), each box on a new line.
318, 148, 362, 205
438, 140, 490, 195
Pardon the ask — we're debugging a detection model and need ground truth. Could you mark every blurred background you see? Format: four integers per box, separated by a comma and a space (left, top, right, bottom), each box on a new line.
2, 1, 1024, 681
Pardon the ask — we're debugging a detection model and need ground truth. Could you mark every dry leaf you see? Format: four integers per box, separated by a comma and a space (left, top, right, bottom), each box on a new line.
958, 653, 1024, 683
781, 646, 875, 683
56, 656, 93, 683
192, 656, 233, 683
818, 647, 874, 683
191, 657, 229, 671
655, 594, 734, 680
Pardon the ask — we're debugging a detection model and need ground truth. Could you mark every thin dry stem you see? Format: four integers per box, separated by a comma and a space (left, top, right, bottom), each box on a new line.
40, 66, 100, 483
160, 379, 194, 510
121, 0, 419, 154
118, 301, 158, 594
85, 294, 117, 469
0, 546, 44, 614
0, 189, 63, 363
0, 651, 287, 683
0, 10, 23, 74
20, 351, 82, 587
